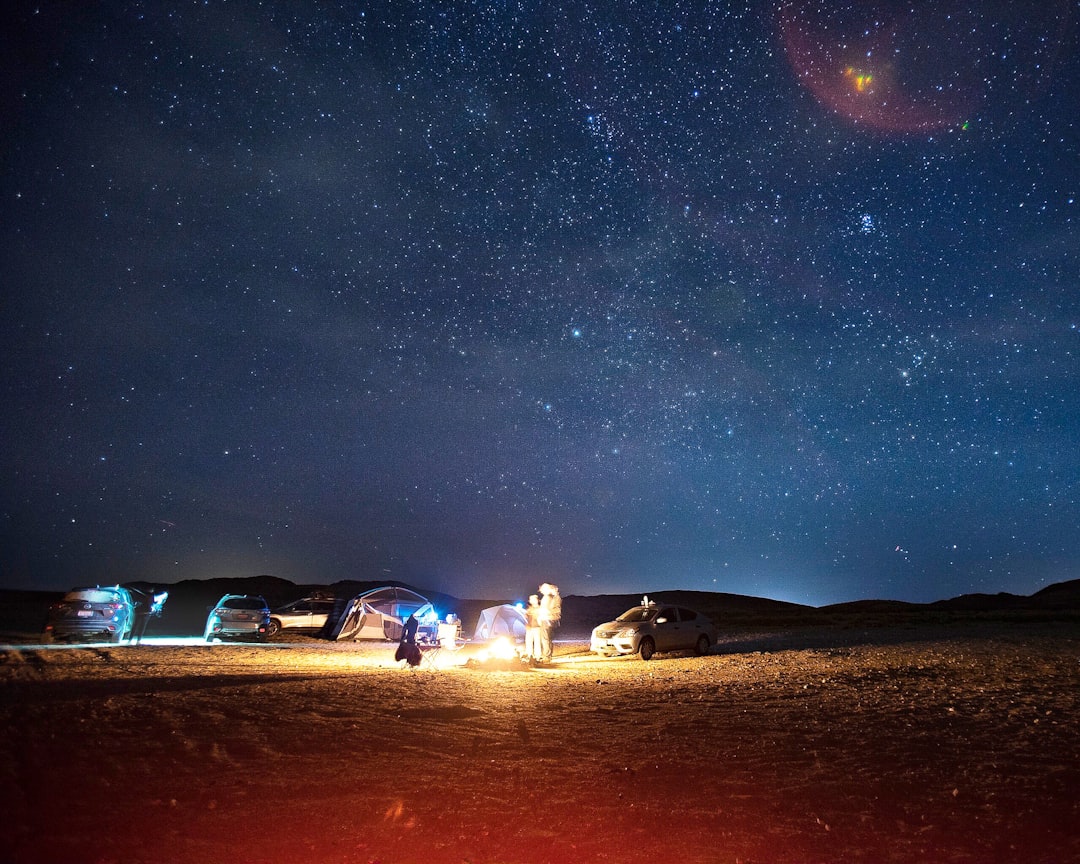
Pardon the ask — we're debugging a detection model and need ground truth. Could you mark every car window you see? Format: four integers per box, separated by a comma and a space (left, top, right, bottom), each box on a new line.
657, 607, 677, 622
679, 608, 697, 621
223, 597, 267, 610
64, 589, 123, 604
616, 607, 657, 623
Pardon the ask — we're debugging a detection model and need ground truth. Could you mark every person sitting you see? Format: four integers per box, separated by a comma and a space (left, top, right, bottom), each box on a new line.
395, 613, 422, 667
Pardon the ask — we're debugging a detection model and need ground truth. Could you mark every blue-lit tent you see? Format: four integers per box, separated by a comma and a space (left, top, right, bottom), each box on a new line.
331, 586, 434, 641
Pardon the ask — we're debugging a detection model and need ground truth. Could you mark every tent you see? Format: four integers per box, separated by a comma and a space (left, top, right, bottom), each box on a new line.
472, 604, 527, 642
331, 586, 435, 642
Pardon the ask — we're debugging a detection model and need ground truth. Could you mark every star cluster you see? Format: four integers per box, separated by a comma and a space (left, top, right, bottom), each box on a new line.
2, 1, 1078, 604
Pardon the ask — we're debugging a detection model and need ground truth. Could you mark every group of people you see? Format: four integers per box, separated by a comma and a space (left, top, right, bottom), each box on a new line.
394, 584, 562, 668
523, 582, 561, 664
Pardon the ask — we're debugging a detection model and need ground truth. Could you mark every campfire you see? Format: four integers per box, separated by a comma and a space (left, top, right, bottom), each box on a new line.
465, 636, 531, 671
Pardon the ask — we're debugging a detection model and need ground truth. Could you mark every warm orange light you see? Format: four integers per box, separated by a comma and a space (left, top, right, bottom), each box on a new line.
475, 636, 518, 663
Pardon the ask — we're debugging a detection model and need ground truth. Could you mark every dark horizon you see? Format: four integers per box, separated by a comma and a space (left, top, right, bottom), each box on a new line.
6, 571, 1079, 615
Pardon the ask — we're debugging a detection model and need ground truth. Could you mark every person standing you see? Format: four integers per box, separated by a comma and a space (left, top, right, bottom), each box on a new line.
538, 583, 561, 664
523, 594, 542, 662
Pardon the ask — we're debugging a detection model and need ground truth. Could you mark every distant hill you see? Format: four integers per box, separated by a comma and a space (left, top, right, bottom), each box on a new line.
816, 579, 1080, 627
1031, 578, 1080, 607
818, 599, 922, 614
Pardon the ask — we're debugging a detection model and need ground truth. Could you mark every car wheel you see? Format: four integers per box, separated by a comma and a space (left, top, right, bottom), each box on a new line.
266, 619, 281, 638
639, 637, 655, 661
695, 634, 711, 655
110, 629, 126, 644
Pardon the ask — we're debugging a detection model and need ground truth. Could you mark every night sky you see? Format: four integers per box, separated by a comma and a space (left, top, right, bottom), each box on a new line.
3, 1, 1078, 605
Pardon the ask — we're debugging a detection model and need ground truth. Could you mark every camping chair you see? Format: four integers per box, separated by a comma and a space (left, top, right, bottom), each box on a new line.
418, 621, 465, 668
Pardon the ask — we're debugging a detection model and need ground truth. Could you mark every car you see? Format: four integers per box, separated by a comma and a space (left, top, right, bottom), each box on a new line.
266, 596, 337, 637
204, 594, 271, 642
42, 585, 136, 644
590, 601, 718, 661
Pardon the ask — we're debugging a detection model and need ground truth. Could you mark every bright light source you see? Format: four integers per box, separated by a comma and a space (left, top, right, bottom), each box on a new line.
475, 636, 519, 663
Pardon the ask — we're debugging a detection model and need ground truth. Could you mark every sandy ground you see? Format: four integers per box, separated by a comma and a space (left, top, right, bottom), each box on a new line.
2, 623, 1079, 864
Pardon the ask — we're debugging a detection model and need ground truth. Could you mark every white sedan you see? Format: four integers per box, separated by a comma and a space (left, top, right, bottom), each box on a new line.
591, 602, 717, 661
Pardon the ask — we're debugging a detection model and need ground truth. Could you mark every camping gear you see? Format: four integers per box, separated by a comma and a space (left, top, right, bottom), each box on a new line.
415, 620, 467, 668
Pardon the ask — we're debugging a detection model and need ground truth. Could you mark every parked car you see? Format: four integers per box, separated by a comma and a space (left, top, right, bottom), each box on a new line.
204, 594, 271, 642
42, 585, 136, 644
267, 596, 336, 637
590, 601, 717, 660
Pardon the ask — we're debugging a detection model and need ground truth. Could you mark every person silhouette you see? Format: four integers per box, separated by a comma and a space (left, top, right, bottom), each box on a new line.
524, 594, 542, 662
538, 583, 561, 664
395, 613, 421, 667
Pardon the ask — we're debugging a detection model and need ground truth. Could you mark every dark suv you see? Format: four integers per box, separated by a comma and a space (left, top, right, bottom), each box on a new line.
42, 586, 136, 644
204, 594, 271, 642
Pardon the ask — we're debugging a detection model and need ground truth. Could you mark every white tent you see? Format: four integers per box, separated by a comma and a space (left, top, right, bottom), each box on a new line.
331, 586, 434, 641
472, 604, 527, 641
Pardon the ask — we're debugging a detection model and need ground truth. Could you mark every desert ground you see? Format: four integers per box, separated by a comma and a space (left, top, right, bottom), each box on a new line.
2, 621, 1078, 864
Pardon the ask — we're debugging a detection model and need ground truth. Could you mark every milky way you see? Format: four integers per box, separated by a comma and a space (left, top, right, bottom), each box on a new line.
2, 1, 1078, 604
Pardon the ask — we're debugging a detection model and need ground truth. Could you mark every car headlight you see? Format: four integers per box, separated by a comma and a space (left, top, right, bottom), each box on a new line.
616, 628, 638, 639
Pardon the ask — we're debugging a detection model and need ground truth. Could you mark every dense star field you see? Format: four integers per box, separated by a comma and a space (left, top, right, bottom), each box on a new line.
2, 1, 1078, 604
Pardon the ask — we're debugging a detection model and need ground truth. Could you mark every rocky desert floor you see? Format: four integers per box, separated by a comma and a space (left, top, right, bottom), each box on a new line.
2, 621, 1079, 864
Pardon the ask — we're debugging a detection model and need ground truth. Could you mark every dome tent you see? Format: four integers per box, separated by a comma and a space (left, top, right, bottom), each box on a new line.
472, 604, 527, 641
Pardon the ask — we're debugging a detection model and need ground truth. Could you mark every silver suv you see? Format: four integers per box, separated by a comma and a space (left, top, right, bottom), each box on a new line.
42, 586, 136, 644
590, 602, 717, 660
267, 597, 336, 637
204, 594, 271, 642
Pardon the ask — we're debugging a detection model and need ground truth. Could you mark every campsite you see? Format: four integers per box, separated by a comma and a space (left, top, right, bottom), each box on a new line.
1, 580, 1079, 863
